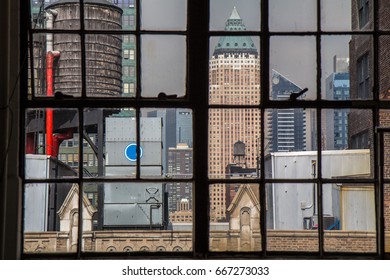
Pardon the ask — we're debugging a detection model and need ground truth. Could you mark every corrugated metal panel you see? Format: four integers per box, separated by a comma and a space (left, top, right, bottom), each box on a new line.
341, 185, 375, 230
24, 184, 49, 232
106, 142, 162, 166
103, 183, 163, 226
104, 204, 163, 226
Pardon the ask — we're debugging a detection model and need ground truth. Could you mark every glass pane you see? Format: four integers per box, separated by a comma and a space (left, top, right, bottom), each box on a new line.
84, 0, 124, 30
210, 0, 260, 31
380, 36, 390, 100
83, 182, 193, 252
323, 184, 376, 253
24, 183, 79, 253
141, 108, 193, 179
122, 35, 137, 97
265, 108, 317, 179
381, 117, 390, 179
208, 109, 261, 179
349, 35, 373, 100
322, 109, 372, 179
30, 0, 80, 30
113, 0, 137, 31
269, 0, 316, 32
85, 34, 124, 97
30, 33, 82, 98
379, 0, 390, 30
86, 108, 138, 178
270, 37, 316, 100
322, 36, 351, 100
209, 37, 260, 105
209, 184, 261, 252
267, 183, 319, 252
141, 35, 186, 97
25, 108, 79, 178
321, 0, 353, 31
141, 0, 186, 30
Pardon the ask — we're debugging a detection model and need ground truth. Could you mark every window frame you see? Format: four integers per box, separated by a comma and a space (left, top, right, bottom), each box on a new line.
12, 0, 388, 259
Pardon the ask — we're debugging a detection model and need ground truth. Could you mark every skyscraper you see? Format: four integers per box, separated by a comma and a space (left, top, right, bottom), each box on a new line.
325, 56, 350, 150
268, 70, 306, 152
208, 7, 261, 221
166, 144, 193, 214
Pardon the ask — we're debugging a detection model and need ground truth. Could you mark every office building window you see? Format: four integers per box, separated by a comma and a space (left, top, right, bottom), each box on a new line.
357, 53, 369, 99
358, 0, 369, 29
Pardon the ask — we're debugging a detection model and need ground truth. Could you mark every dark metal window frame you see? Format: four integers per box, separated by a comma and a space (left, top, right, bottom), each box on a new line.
19, 0, 390, 259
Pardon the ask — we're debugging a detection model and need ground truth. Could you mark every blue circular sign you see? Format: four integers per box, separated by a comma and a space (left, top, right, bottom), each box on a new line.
124, 143, 143, 162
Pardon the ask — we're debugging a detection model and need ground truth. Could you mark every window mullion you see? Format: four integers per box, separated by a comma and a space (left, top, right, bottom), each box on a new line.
188, 0, 209, 257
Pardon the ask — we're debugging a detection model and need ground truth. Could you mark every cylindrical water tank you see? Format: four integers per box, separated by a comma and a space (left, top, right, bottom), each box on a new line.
233, 141, 246, 157
46, 0, 123, 97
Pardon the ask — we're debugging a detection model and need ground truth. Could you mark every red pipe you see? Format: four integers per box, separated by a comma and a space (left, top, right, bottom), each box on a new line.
52, 129, 74, 158
46, 51, 60, 156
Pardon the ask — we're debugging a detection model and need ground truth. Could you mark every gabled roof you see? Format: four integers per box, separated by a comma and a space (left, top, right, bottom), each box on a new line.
227, 184, 260, 213
57, 184, 97, 219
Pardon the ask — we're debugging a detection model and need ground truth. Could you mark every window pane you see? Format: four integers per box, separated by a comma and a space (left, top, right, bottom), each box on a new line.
267, 183, 319, 252
209, 109, 261, 179
141, 108, 193, 179
321, 36, 351, 100
141, 35, 186, 97
85, 34, 123, 97
349, 35, 373, 100
270, 37, 316, 100
322, 109, 372, 179
82, 182, 193, 252
210, 0, 260, 31
321, 0, 354, 31
84, 0, 124, 30
30, 0, 80, 30
209, 37, 260, 105
379, 0, 390, 30
29, 34, 82, 98
380, 36, 390, 100
265, 108, 316, 179
269, 0, 316, 32
209, 184, 261, 252
89, 108, 137, 178
323, 184, 376, 253
141, 0, 187, 30
25, 108, 79, 178
24, 183, 79, 254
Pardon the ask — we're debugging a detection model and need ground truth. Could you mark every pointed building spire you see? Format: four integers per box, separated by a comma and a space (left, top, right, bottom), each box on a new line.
213, 7, 258, 57
230, 6, 241, 20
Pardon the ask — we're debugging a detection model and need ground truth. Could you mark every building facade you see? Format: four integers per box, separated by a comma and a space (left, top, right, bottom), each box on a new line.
166, 144, 193, 214
325, 56, 350, 150
268, 70, 306, 152
208, 7, 261, 221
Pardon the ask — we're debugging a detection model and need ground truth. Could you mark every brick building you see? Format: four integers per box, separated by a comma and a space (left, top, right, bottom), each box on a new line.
349, 0, 390, 238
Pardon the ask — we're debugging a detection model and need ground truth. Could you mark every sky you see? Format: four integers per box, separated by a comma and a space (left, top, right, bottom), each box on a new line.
141, 0, 352, 98
209, 0, 352, 100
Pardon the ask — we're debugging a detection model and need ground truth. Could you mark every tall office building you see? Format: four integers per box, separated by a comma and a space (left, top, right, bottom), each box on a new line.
147, 108, 192, 174
267, 70, 306, 152
114, 0, 137, 97
208, 7, 261, 221
166, 144, 193, 214
325, 56, 350, 150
